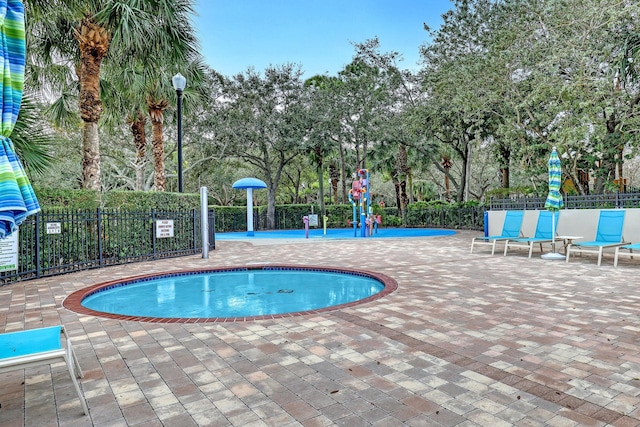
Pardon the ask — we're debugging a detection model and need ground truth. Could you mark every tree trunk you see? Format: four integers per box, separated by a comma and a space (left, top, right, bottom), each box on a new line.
131, 114, 147, 191
267, 186, 276, 229
456, 135, 471, 202
329, 160, 339, 205
465, 142, 472, 201
442, 156, 452, 202
82, 122, 101, 190
499, 143, 510, 189
317, 161, 325, 215
407, 169, 414, 204
76, 18, 109, 190
393, 176, 401, 209
150, 112, 166, 191
339, 143, 348, 204
397, 143, 409, 224
362, 140, 367, 170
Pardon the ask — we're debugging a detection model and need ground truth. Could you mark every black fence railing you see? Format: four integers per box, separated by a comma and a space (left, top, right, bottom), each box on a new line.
6, 193, 633, 285
383, 206, 486, 230
489, 192, 640, 210
0, 209, 215, 286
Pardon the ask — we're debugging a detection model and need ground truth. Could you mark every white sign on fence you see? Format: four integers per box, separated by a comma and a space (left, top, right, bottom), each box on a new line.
46, 222, 62, 234
308, 214, 318, 227
155, 219, 174, 238
0, 231, 18, 271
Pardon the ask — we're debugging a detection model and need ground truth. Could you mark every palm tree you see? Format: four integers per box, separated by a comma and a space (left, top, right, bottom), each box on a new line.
100, 53, 208, 192
100, 62, 148, 190
146, 57, 208, 191
24, 0, 198, 190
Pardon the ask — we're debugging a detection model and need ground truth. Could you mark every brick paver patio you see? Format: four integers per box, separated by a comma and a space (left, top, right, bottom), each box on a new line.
1, 230, 640, 426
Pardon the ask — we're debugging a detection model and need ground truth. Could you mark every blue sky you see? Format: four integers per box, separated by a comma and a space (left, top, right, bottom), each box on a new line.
192, 1, 453, 78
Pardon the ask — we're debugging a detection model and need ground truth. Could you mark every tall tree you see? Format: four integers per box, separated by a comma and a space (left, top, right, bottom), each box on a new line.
216, 65, 309, 228
305, 75, 343, 215
354, 38, 437, 217
420, 0, 499, 201
25, 0, 198, 190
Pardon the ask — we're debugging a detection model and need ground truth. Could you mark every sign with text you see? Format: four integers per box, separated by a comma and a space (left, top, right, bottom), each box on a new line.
46, 222, 62, 234
155, 219, 174, 238
308, 214, 318, 227
0, 231, 18, 271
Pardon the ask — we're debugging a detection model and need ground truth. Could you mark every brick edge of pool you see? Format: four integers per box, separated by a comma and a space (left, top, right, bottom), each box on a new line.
62, 264, 398, 323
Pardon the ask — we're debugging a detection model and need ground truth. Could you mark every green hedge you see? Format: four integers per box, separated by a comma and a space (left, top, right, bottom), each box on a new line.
33, 189, 485, 232
35, 188, 201, 211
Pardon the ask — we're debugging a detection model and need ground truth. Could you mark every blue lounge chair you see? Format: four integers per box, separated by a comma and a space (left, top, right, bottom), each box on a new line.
614, 242, 640, 267
566, 210, 629, 266
503, 210, 559, 258
471, 210, 524, 255
0, 326, 88, 415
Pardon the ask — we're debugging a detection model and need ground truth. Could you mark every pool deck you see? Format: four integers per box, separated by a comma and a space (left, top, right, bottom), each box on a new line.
2, 230, 640, 426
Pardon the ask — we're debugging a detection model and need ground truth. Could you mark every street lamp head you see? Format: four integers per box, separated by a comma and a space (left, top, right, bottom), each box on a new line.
172, 73, 187, 92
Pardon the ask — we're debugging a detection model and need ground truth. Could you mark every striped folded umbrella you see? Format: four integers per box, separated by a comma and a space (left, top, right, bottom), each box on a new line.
544, 147, 564, 211
0, 0, 40, 239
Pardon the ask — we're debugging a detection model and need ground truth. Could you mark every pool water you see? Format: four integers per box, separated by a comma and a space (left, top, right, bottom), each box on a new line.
80, 268, 387, 318
216, 227, 455, 240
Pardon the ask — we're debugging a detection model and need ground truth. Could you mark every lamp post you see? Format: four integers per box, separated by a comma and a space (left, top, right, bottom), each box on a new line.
172, 73, 187, 192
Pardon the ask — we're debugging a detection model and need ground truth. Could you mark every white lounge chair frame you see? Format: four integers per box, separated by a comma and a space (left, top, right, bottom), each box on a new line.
614, 243, 640, 267
0, 325, 88, 415
503, 211, 558, 258
565, 211, 628, 266
471, 211, 524, 255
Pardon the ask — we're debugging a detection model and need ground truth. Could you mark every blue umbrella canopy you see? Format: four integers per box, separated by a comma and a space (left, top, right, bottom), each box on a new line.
544, 147, 564, 211
232, 178, 267, 189
0, 0, 39, 239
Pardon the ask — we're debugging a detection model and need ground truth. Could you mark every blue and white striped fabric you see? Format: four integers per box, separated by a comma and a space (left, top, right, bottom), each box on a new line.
0, 0, 40, 239
544, 147, 564, 211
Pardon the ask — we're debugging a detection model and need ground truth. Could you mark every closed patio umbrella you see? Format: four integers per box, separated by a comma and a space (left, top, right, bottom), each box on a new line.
0, 0, 39, 239
541, 146, 564, 260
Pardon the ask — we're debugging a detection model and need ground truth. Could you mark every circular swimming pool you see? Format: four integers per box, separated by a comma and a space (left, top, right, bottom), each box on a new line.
64, 266, 397, 322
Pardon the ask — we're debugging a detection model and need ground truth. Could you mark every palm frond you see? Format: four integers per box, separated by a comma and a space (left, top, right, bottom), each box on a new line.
12, 93, 55, 175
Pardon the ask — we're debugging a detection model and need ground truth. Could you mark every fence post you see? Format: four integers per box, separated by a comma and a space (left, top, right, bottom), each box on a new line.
193, 209, 198, 253
97, 208, 103, 267
152, 209, 157, 260
201, 187, 209, 259
35, 212, 41, 279
208, 209, 216, 250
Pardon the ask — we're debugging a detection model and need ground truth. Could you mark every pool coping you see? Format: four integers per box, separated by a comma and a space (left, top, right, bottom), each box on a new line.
62, 264, 398, 323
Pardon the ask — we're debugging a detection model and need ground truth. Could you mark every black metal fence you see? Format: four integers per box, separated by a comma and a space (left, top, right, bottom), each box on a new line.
13, 192, 631, 286
214, 205, 488, 233
0, 209, 215, 286
489, 192, 640, 210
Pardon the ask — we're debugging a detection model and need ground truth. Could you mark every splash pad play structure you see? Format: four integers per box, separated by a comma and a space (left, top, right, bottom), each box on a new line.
348, 168, 380, 237
223, 170, 456, 240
